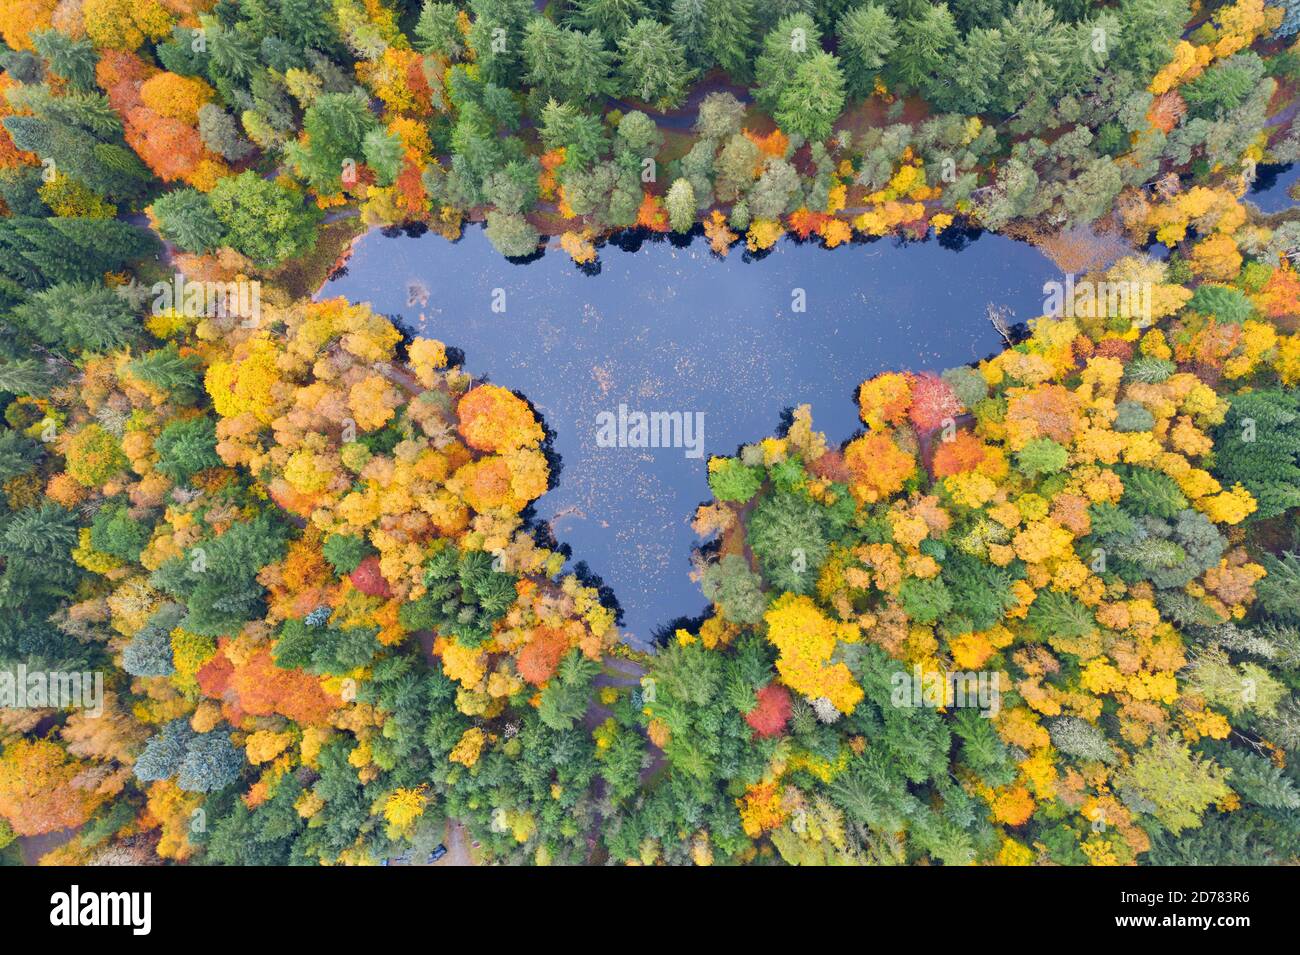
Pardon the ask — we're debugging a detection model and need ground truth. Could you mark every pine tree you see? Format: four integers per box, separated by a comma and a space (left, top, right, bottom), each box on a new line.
152, 187, 228, 255
0, 358, 59, 397
888, 2, 957, 94
415, 1, 466, 57
566, 0, 654, 42
0, 217, 157, 290
776, 50, 846, 141
837, 3, 898, 99
700, 0, 759, 81
617, 18, 695, 108
29, 29, 98, 92
754, 13, 821, 116
11, 281, 138, 355
1213, 390, 1300, 519
127, 343, 206, 405
1257, 552, 1300, 623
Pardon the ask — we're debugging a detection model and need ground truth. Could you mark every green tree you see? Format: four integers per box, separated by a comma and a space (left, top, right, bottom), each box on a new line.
484, 210, 541, 257
154, 417, 222, 483
1212, 390, 1300, 519
415, 1, 467, 58
152, 188, 228, 255
127, 344, 205, 405
889, 2, 957, 94
209, 171, 322, 268
666, 177, 697, 232
617, 18, 695, 108
701, 554, 768, 624
755, 13, 821, 116
567, 0, 654, 41
284, 92, 378, 194
10, 282, 138, 355
776, 51, 846, 141
198, 104, 255, 162
837, 4, 897, 98
467, 0, 535, 87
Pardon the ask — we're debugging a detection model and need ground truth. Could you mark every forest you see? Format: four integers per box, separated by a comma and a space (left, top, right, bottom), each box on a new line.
1, 0, 1300, 867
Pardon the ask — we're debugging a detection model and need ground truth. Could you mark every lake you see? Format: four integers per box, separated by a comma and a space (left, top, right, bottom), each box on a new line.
321, 225, 1062, 646
1249, 162, 1300, 213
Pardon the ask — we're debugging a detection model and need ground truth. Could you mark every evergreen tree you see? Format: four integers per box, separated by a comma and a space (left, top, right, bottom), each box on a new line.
888, 2, 957, 94
0, 217, 157, 290
152, 188, 228, 255
9, 282, 138, 355
837, 3, 898, 99
776, 51, 846, 141
1213, 390, 1300, 519
126, 343, 206, 406
617, 18, 695, 108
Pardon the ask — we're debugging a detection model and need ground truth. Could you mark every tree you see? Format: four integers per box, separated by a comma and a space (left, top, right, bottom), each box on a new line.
415, 1, 466, 58
666, 177, 697, 232
0, 739, 107, 836
776, 51, 846, 142
694, 91, 747, 140
10, 281, 138, 355
152, 187, 227, 254
1212, 390, 1300, 519
523, 18, 616, 103
701, 554, 768, 624
208, 171, 322, 268
1117, 735, 1231, 835
363, 128, 405, 187
838, 4, 897, 98
747, 488, 829, 594
937, 25, 1004, 112
616, 110, 662, 158
127, 343, 205, 405
749, 157, 801, 219
467, 0, 534, 87
82, 0, 172, 52
0, 217, 157, 289
755, 13, 821, 117
617, 19, 695, 109
154, 416, 222, 482
1114, 0, 1190, 77
177, 731, 243, 792
567, 0, 653, 41
285, 92, 378, 193
993, 1, 1073, 113
197, 104, 254, 161
537, 650, 600, 730
699, 0, 760, 80
0, 358, 58, 396
889, 2, 957, 94
485, 209, 542, 257
30, 29, 98, 91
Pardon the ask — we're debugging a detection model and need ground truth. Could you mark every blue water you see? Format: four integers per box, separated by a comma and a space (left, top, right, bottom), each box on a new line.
321, 226, 1060, 645
1249, 163, 1299, 213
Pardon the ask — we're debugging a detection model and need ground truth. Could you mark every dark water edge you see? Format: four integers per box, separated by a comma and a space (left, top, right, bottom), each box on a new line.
320, 224, 1062, 646
1249, 162, 1300, 213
